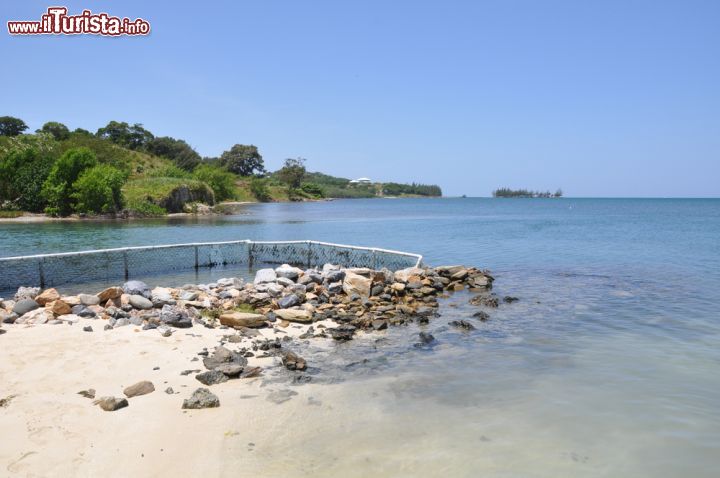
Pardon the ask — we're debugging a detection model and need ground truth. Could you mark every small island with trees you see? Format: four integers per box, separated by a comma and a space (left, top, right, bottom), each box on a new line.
0, 116, 442, 219
492, 188, 563, 198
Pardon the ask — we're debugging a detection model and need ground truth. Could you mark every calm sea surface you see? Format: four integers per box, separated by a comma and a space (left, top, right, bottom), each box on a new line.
2, 198, 719, 476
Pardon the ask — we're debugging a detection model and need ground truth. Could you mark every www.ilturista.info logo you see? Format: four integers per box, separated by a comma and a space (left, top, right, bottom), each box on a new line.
7, 7, 150, 36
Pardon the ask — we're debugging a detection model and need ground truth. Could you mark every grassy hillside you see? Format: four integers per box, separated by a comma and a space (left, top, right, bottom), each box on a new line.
0, 118, 442, 218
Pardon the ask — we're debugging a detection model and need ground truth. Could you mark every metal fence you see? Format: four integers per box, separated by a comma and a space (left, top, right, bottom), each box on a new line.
0, 240, 423, 291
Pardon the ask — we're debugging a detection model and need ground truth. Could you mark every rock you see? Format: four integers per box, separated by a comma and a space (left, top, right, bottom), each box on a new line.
282, 351, 307, 371
195, 370, 228, 386
329, 324, 356, 341
18, 308, 52, 324
123, 280, 151, 298
182, 388, 220, 409
151, 288, 174, 306
83, 326, 93, 332
77, 389, 95, 399
276, 277, 295, 287
275, 264, 302, 281
343, 271, 371, 297
79, 293, 101, 306
158, 326, 173, 337
159, 305, 192, 328
299, 272, 322, 285
371, 319, 388, 331
165, 387, 174, 394
35, 288, 60, 306
277, 294, 301, 309
219, 312, 266, 329
324, 269, 345, 283
265, 283, 284, 297
71, 304, 96, 317
214, 363, 243, 377
394, 267, 425, 283
123, 380, 155, 398
503, 296, 519, 303
450, 269, 469, 281
450, 320, 475, 331
217, 277, 243, 288
0, 311, 17, 324
417, 331, 435, 345
472, 311, 490, 321
266, 389, 298, 404
327, 282, 343, 294
94, 396, 128, 412
470, 276, 491, 288
114, 318, 130, 327
240, 366, 263, 378
254, 268, 277, 285
469, 295, 499, 307
273, 308, 312, 323
129, 316, 143, 326
180, 291, 198, 301
14, 287, 40, 301
13, 299, 40, 316
129, 295, 153, 310
96, 287, 122, 302
50, 300, 72, 316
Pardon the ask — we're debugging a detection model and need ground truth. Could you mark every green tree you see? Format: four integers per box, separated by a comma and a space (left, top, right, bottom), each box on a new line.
146, 136, 201, 171
37, 121, 70, 140
72, 164, 126, 213
42, 147, 98, 216
0, 147, 56, 212
72, 128, 93, 137
192, 164, 236, 201
219, 144, 265, 176
0, 116, 28, 136
96, 121, 154, 150
277, 158, 306, 193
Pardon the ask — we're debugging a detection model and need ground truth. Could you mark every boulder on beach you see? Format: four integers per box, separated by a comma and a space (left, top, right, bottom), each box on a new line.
182, 388, 220, 409
275, 264, 302, 281
35, 288, 60, 306
273, 308, 312, 323
13, 299, 40, 316
14, 287, 40, 301
96, 287, 122, 302
129, 295, 153, 310
253, 268, 277, 285
123, 380, 155, 398
342, 271, 371, 298
219, 312, 266, 329
94, 396, 129, 412
122, 280, 152, 299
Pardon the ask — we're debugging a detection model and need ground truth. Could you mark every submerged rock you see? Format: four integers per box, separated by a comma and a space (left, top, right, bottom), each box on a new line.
282, 351, 307, 371
449, 320, 475, 331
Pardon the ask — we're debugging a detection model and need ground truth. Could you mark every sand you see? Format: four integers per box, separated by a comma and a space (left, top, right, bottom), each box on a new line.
0, 318, 335, 477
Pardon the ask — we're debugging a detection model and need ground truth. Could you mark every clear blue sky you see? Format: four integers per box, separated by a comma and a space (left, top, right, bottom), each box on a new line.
2, 0, 719, 197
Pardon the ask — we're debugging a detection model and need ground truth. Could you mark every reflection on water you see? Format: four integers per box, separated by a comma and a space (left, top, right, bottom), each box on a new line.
1, 198, 719, 476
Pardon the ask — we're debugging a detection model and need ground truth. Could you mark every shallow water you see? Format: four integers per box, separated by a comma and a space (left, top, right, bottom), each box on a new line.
2, 198, 719, 476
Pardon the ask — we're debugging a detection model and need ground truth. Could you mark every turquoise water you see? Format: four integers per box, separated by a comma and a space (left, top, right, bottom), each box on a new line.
2, 198, 719, 476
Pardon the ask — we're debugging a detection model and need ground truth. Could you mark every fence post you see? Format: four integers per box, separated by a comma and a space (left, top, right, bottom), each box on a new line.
194, 246, 199, 270
306, 241, 312, 268
123, 251, 129, 280
38, 259, 45, 289
372, 249, 378, 270
248, 242, 254, 269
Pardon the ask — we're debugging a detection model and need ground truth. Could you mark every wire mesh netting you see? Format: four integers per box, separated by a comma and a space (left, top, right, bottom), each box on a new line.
0, 240, 422, 292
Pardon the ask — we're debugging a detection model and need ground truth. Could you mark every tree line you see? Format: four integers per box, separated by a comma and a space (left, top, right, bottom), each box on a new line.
492, 188, 563, 198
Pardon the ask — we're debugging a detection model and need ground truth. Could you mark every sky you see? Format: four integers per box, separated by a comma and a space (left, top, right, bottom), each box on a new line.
2, 0, 719, 197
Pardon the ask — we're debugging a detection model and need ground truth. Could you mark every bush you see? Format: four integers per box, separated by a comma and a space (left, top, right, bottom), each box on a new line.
126, 199, 166, 217
249, 176, 271, 202
37, 122, 70, 141
0, 147, 57, 212
42, 147, 97, 216
148, 164, 192, 179
192, 164, 236, 201
300, 182, 325, 198
72, 164, 126, 214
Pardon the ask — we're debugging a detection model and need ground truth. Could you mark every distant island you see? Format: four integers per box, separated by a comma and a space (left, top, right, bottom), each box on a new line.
492, 188, 563, 198
0, 116, 442, 219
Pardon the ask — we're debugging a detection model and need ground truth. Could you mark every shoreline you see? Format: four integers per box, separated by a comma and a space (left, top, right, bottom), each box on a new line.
0, 263, 499, 475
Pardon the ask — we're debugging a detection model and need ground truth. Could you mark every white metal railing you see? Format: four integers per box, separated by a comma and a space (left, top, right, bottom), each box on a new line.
0, 240, 423, 291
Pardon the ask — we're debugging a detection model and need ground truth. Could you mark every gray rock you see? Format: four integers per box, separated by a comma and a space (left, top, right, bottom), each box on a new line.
114, 318, 130, 327
1, 311, 17, 324
266, 283, 284, 298
253, 268, 277, 285
214, 363, 244, 377
327, 282, 343, 294
217, 277, 242, 288
122, 280, 151, 299
129, 316, 144, 326
329, 324, 356, 341
151, 291, 174, 307
129, 295, 153, 310
275, 264, 302, 280
195, 370, 229, 386
299, 271, 323, 285
276, 277, 295, 287
78, 294, 100, 306
95, 396, 129, 412
180, 291, 198, 301
165, 387, 174, 394
14, 286, 40, 301
277, 294, 301, 309
71, 304, 96, 318
159, 305, 192, 328
182, 388, 220, 409
324, 270, 345, 283
12, 299, 39, 316
450, 320, 475, 331
83, 326, 93, 332
123, 380, 155, 398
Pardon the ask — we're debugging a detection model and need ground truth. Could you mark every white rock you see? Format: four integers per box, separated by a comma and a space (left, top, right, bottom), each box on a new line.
275, 264, 302, 280
394, 267, 425, 283
254, 268, 277, 284
57, 314, 81, 324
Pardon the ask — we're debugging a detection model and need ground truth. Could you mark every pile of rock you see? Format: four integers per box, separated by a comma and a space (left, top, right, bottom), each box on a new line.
1, 263, 496, 339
